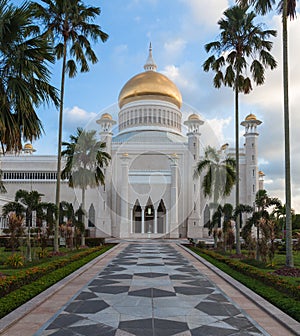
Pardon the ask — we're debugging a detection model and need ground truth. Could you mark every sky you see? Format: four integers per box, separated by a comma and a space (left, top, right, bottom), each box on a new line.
12, 0, 300, 212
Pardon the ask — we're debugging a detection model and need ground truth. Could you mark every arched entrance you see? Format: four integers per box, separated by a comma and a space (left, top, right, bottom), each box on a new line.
145, 198, 154, 233
133, 200, 142, 233
157, 199, 166, 233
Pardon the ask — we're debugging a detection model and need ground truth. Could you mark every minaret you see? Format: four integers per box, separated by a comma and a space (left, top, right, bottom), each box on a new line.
184, 113, 205, 238
96, 113, 116, 236
259, 171, 265, 190
241, 113, 262, 207
144, 42, 157, 72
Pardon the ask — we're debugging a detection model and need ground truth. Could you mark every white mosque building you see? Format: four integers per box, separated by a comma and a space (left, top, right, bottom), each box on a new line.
0, 46, 264, 239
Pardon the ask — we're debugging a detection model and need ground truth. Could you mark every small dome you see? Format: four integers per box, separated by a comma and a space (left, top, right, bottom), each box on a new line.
188, 113, 200, 121
259, 170, 265, 176
100, 113, 113, 120
24, 143, 33, 150
245, 113, 257, 121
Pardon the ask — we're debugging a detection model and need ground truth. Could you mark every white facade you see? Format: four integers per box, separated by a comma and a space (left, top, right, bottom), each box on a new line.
0, 48, 263, 239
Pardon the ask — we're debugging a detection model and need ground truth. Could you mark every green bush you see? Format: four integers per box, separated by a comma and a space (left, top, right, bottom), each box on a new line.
85, 237, 105, 247
0, 246, 109, 298
0, 245, 114, 318
5, 254, 25, 268
190, 247, 300, 321
190, 247, 300, 301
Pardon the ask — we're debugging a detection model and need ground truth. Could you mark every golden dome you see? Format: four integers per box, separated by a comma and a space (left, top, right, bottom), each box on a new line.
118, 71, 182, 109
245, 113, 257, 121
100, 113, 112, 120
259, 170, 265, 176
24, 143, 33, 150
188, 113, 200, 121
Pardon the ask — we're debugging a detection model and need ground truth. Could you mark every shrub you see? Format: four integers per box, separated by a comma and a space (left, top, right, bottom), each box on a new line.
0, 247, 103, 297
85, 237, 105, 247
190, 247, 300, 301
190, 247, 300, 322
5, 254, 25, 268
0, 245, 113, 318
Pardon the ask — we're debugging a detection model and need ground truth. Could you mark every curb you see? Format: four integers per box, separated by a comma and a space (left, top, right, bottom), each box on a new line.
0, 244, 119, 334
179, 244, 300, 336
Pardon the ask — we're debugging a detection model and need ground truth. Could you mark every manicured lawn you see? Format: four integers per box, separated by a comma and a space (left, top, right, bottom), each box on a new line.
0, 244, 115, 318
0, 246, 90, 276
189, 246, 300, 322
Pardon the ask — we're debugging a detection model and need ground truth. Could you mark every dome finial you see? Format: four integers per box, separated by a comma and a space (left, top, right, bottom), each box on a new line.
144, 42, 157, 72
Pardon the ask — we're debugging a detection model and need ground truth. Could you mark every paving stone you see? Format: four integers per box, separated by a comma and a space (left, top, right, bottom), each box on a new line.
36, 243, 267, 336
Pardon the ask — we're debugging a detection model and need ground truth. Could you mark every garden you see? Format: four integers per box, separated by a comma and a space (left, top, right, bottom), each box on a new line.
188, 242, 300, 322
0, 237, 114, 318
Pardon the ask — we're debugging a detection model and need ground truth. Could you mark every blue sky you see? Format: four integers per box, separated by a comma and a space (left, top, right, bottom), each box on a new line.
12, 0, 300, 211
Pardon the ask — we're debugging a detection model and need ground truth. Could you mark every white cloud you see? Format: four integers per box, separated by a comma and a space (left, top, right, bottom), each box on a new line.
64, 106, 97, 131
180, 0, 229, 30
163, 38, 187, 58
206, 117, 232, 144
162, 64, 189, 88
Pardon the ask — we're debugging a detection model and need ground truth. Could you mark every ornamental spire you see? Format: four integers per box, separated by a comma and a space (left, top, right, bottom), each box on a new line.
144, 42, 157, 72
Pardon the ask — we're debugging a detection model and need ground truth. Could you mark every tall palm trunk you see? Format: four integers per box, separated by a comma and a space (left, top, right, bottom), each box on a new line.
235, 84, 241, 254
81, 187, 86, 246
282, 0, 294, 267
54, 38, 67, 252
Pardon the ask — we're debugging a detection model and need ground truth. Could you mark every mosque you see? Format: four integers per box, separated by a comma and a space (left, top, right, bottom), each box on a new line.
0, 46, 264, 239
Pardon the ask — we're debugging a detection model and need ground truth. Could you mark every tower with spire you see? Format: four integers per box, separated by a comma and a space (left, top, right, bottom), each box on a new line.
144, 43, 157, 72
241, 113, 262, 207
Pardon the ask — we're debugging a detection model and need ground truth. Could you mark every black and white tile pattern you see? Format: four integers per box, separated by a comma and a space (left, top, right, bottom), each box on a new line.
36, 243, 269, 336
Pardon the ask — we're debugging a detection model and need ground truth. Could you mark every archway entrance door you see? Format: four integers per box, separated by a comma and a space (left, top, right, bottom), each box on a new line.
157, 200, 166, 233
133, 201, 142, 233
145, 200, 154, 233
132, 199, 167, 234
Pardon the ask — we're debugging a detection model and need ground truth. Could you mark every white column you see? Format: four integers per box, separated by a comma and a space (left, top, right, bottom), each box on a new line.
120, 154, 130, 237
169, 154, 179, 237
166, 211, 169, 234
154, 208, 158, 234
141, 207, 145, 234
130, 207, 133, 234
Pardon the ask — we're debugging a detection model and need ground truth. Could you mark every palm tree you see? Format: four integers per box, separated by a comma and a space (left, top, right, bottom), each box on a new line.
30, 0, 108, 252
0, 0, 59, 153
237, 0, 296, 270
61, 128, 110, 245
3, 189, 45, 261
194, 146, 236, 247
248, 189, 281, 261
203, 5, 277, 254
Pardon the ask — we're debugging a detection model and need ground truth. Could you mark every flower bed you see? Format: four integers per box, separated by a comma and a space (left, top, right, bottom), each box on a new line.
189, 246, 300, 322
189, 247, 300, 300
0, 245, 114, 318
0, 247, 107, 298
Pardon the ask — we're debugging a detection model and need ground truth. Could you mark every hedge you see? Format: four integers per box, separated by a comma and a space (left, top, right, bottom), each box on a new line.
0, 246, 111, 298
0, 245, 113, 318
190, 247, 300, 300
189, 247, 300, 321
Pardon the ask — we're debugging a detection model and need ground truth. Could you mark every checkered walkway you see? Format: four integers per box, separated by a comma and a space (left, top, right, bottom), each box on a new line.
35, 243, 269, 336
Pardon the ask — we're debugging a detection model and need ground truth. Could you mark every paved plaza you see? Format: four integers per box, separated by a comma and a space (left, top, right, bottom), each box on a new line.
1, 242, 299, 336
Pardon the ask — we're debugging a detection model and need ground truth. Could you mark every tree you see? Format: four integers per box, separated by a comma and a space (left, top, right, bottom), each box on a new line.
3, 214, 25, 252
31, 0, 108, 252
244, 189, 281, 261
237, 0, 297, 271
0, 0, 59, 153
2, 189, 45, 261
61, 128, 110, 245
194, 146, 236, 248
203, 5, 277, 254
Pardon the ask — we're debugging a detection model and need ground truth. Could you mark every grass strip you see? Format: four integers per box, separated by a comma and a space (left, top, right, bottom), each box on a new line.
0, 245, 113, 318
190, 247, 300, 322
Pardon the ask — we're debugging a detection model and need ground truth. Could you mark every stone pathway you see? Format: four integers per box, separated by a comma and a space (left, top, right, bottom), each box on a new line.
35, 243, 268, 336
